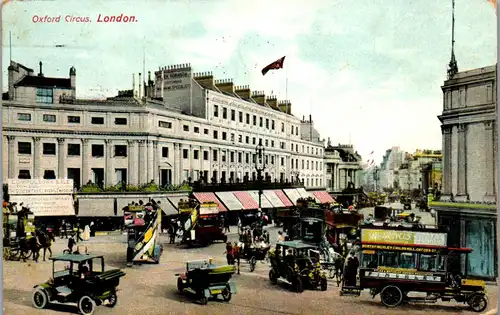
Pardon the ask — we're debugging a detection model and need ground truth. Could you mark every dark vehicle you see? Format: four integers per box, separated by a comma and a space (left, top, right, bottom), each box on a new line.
179, 201, 227, 247
373, 206, 400, 221
268, 241, 327, 293
3, 205, 37, 261
340, 226, 488, 313
176, 259, 237, 305
400, 196, 412, 210
32, 254, 126, 315
240, 244, 271, 272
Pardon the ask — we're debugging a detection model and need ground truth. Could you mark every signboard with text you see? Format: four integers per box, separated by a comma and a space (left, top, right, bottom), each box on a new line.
361, 229, 447, 247
155, 67, 192, 110
8, 179, 74, 195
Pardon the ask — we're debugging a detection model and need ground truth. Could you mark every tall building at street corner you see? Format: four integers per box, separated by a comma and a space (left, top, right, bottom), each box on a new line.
396, 149, 442, 192
324, 138, 363, 192
435, 64, 497, 280
2, 60, 326, 189
378, 146, 405, 189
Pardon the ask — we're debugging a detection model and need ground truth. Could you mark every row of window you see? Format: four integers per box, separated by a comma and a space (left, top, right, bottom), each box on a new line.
213, 105, 299, 136
17, 113, 128, 126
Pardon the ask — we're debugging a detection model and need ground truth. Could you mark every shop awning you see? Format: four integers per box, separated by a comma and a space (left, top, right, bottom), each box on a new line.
232, 191, 259, 210
283, 189, 302, 205
247, 190, 273, 209
312, 191, 336, 204
77, 198, 115, 217
215, 192, 244, 210
166, 195, 190, 215
274, 190, 293, 207
263, 190, 286, 208
193, 192, 227, 212
10, 194, 76, 216
296, 187, 314, 199
155, 197, 178, 216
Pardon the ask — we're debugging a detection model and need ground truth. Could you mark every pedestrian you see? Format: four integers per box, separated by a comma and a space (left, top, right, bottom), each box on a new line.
168, 222, 175, 244
67, 235, 76, 254
277, 231, 285, 243
232, 242, 240, 275
75, 223, 84, 242
225, 242, 234, 265
224, 216, 230, 233
60, 220, 67, 239
89, 221, 95, 237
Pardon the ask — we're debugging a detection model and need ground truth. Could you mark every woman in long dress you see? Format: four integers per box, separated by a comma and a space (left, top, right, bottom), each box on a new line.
83, 225, 91, 241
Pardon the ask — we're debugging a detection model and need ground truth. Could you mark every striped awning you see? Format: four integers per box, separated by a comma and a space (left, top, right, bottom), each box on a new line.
283, 189, 302, 205
193, 192, 227, 212
263, 190, 285, 208
274, 190, 293, 207
215, 192, 244, 210
166, 195, 189, 213
312, 191, 336, 204
232, 191, 259, 210
247, 191, 273, 209
296, 187, 314, 199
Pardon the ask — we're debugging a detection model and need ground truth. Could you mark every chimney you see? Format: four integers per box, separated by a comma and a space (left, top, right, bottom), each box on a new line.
235, 85, 251, 99
148, 71, 152, 84
251, 90, 266, 105
266, 95, 278, 109
309, 114, 312, 122
69, 66, 76, 97
214, 79, 235, 94
278, 100, 292, 114
193, 71, 215, 90
138, 73, 142, 98
38, 61, 43, 77
132, 73, 136, 97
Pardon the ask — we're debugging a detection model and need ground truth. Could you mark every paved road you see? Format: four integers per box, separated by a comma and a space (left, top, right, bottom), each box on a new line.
4, 223, 497, 315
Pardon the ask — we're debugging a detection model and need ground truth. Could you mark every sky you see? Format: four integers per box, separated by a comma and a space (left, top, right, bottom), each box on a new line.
2, 0, 497, 163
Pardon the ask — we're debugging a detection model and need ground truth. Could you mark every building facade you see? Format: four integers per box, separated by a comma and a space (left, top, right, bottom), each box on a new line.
324, 141, 363, 192
396, 149, 442, 192
434, 65, 497, 279
2, 61, 326, 189
378, 146, 405, 189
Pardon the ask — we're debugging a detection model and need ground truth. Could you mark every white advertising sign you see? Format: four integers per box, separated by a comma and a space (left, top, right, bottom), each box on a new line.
7, 179, 74, 195
199, 205, 219, 215
9, 195, 75, 216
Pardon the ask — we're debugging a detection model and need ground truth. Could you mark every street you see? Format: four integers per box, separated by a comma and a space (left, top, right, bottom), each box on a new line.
4, 206, 497, 315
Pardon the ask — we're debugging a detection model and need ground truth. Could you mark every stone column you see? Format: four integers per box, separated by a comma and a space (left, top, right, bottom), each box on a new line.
172, 143, 178, 185
441, 126, 453, 199
484, 121, 496, 201
127, 140, 137, 185
57, 138, 65, 179
456, 124, 467, 199
188, 144, 193, 180
82, 139, 90, 185
7, 136, 15, 178
138, 140, 147, 184
154, 141, 160, 184
105, 139, 113, 187
147, 140, 154, 183
178, 143, 183, 184
33, 137, 41, 178
199, 146, 204, 181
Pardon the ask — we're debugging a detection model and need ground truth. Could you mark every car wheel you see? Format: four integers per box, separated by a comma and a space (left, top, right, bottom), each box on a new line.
269, 269, 278, 285
468, 294, 488, 313
106, 291, 117, 308
177, 278, 185, 293
199, 296, 208, 305
78, 295, 97, 315
293, 277, 304, 293
32, 287, 48, 309
222, 285, 232, 302
320, 278, 328, 291
380, 285, 403, 308
249, 257, 256, 272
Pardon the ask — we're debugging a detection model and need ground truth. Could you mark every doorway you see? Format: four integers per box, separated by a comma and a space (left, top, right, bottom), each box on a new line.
92, 168, 104, 188
67, 168, 81, 189
160, 169, 171, 187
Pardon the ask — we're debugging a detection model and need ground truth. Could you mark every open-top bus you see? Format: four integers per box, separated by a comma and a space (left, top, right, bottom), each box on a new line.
340, 226, 488, 312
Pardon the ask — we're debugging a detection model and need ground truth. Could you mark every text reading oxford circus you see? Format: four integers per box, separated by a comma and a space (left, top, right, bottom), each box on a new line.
2, 1, 498, 314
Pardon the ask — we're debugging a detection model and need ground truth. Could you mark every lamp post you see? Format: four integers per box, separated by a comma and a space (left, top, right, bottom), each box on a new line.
373, 166, 380, 192
255, 139, 266, 212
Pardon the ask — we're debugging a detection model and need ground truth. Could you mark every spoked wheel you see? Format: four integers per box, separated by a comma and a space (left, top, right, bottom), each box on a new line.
177, 278, 185, 293
292, 277, 304, 293
269, 269, 278, 285
336, 271, 343, 287
468, 294, 488, 313
32, 287, 48, 309
78, 295, 97, 315
249, 256, 256, 272
380, 285, 403, 308
320, 278, 328, 291
199, 296, 208, 305
106, 291, 117, 308
222, 285, 232, 302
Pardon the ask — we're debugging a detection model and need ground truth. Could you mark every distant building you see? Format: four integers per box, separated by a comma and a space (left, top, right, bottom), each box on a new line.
324, 141, 363, 192
378, 146, 405, 189
396, 149, 442, 192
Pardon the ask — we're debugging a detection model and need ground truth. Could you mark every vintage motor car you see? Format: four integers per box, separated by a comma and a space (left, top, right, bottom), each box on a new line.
268, 241, 328, 293
32, 254, 126, 315
176, 258, 237, 305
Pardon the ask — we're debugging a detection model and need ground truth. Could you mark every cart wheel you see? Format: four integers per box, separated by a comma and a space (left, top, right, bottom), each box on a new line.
320, 278, 328, 291
380, 285, 403, 308
106, 291, 117, 308
177, 278, 184, 293
32, 287, 48, 309
199, 296, 208, 305
293, 277, 304, 293
249, 257, 256, 272
269, 269, 278, 285
78, 295, 96, 315
468, 294, 488, 313
222, 286, 232, 302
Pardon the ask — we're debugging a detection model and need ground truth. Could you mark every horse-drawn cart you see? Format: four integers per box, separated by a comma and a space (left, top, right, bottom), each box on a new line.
3, 203, 38, 261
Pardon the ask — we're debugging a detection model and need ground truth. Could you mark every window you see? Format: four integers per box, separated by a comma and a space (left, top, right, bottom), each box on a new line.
214, 105, 219, 117
203, 151, 209, 160
245, 136, 249, 144
43, 114, 56, 122
43, 170, 56, 179
281, 157, 284, 166
114, 118, 127, 125
91, 117, 104, 125
271, 156, 275, 165
18, 170, 31, 179
183, 149, 189, 159
238, 135, 242, 143
114, 145, 127, 157
36, 88, 53, 104
213, 130, 218, 139
91, 144, 104, 157
271, 140, 275, 147
252, 137, 256, 145
291, 144, 294, 151
222, 107, 227, 119
194, 127, 200, 133
231, 109, 236, 121
158, 121, 172, 128
281, 122, 285, 132
203, 128, 209, 134
245, 153, 249, 164
42, 143, 56, 155
291, 125, 294, 134
265, 140, 269, 147
68, 116, 80, 124
230, 152, 235, 163
230, 133, 235, 142
17, 113, 31, 121
239, 111, 243, 122
271, 120, 275, 130
18, 142, 31, 154
162, 147, 169, 158
238, 152, 242, 163
253, 115, 257, 125
213, 150, 218, 161
68, 143, 81, 156
246, 113, 250, 124
296, 126, 299, 135
193, 150, 199, 159
183, 125, 189, 132
259, 117, 263, 127
265, 118, 269, 129
221, 152, 226, 162
222, 132, 227, 140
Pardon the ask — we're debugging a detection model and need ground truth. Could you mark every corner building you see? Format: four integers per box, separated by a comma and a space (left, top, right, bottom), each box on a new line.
2, 61, 325, 189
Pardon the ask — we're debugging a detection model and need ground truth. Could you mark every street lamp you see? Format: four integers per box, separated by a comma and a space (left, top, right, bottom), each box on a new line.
373, 166, 380, 192
255, 139, 267, 212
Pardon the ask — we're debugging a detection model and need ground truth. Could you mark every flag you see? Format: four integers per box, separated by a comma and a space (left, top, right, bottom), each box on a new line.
487, 0, 497, 14
261, 56, 286, 76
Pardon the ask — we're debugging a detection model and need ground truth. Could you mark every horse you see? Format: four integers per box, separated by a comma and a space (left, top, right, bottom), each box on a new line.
35, 229, 53, 261
18, 236, 40, 262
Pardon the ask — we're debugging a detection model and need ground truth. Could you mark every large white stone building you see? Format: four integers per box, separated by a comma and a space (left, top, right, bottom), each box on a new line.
2, 61, 326, 189
324, 141, 363, 192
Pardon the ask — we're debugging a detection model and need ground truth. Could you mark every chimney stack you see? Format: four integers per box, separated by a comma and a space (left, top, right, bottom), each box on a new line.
193, 71, 215, 90
38, 61, 43, 77
309, 114, 312, 122
133, 73, 136, 97
251, 91, 266, 105
214, 79, 235, 94
138, 73, 142, 98
235, 85, 251, 99
266, 95, 278, 109
278, 100, 292, 114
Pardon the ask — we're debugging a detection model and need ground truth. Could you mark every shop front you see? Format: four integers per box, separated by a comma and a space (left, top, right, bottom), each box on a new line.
433, 202, 497, 280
